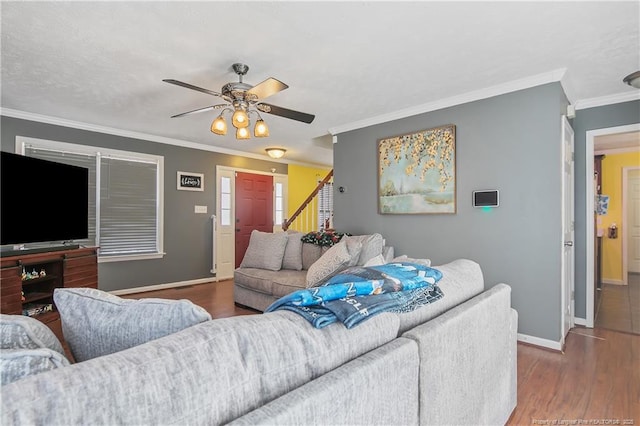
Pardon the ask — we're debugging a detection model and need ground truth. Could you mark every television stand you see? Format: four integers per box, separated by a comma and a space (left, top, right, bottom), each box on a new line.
0, 246, 98, 344
0, 244, 80, 258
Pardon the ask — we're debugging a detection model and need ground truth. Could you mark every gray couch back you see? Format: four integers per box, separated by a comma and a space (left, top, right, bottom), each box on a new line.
1, 311, 400, 425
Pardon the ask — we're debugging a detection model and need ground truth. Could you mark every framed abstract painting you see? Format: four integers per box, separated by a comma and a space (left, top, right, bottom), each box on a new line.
378, 124, 456, 214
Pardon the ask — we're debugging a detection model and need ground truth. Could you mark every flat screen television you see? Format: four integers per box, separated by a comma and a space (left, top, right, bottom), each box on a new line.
1, 151, 89, 254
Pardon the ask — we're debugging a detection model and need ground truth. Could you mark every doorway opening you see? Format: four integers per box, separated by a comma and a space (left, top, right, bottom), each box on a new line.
586, 124, 640, 332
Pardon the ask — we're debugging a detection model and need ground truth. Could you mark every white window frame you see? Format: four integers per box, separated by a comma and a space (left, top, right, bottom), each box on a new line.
16, 136, 165, 263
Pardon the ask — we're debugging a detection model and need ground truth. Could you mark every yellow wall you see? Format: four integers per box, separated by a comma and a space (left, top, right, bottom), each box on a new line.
287, 164, 332, 233
600, 150, 640, 282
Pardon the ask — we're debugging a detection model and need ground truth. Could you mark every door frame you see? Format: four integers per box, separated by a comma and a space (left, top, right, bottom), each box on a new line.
622, 166, 640, 278
215, 165, 288, 280
585, 123, 640, 327
561, 115, 575, 347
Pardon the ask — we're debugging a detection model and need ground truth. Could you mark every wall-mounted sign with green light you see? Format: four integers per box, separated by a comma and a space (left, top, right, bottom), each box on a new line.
473, 190, 499, 208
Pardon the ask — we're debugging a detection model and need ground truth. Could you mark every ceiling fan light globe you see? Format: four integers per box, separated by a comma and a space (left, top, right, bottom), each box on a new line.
232, 109, 249, 128
236, 127, 250, 140
254, 120, 269, 137
211, 116, 227, 135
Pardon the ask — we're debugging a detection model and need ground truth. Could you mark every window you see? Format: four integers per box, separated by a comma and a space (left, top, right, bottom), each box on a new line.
220, 176, 231, 226
318, 182, 333, 231
274, 182, 284, 226
18, 137, 164, 261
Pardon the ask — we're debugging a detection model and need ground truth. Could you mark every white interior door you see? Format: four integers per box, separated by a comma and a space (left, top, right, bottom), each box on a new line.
626, 169, 640, 273
561, 115, 575, 346
216, 167, 236, 280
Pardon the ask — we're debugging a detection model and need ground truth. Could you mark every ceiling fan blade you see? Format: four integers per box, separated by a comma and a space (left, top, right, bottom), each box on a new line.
247, 78, 288, 100
170, 104, 228, 118
162, 79, 222, 97
257, 103, 315, 124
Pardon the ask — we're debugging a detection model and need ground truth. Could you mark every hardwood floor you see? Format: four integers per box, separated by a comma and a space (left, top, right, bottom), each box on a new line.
121, 279, 259, 318
595, 272, 640, 335
507, 327, 639, 424
127, 280, 640, 424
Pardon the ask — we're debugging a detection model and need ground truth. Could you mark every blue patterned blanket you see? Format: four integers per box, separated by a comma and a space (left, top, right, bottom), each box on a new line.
265, 262, 444, 328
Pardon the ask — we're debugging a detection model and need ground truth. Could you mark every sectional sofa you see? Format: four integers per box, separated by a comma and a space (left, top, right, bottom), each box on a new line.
234, 231, 395, 311
1, 257, 518, 425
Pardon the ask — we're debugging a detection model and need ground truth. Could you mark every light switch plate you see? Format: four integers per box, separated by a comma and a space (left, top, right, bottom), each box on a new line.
194, 205, 208, 214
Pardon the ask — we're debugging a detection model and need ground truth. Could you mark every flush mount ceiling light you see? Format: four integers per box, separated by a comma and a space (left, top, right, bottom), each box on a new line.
623, 70, 640, 89
164, 63, 315, 140
265, 148, 286, 159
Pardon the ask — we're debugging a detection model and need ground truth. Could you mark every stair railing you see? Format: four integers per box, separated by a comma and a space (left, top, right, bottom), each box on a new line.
283, 169, 333, 232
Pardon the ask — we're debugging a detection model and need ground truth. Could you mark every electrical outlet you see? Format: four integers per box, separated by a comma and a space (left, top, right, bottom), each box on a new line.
194, 205, 207, 214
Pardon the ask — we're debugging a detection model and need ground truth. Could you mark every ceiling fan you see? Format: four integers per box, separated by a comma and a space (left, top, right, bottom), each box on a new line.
163, 63, 315, 140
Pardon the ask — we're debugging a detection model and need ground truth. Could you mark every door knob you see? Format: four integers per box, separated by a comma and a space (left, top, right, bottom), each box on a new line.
564, 241, 573, 247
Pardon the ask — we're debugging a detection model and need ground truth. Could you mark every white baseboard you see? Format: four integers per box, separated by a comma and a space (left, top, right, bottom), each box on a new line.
517, 333, 562, 351
110, 277, 218, 296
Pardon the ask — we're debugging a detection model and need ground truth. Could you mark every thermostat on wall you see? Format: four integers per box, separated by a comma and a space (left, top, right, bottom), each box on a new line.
473, 190, 499, 208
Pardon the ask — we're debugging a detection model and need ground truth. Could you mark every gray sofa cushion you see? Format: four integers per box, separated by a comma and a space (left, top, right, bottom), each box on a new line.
0, 314, 65, 355
240, 230, 288, 271
0, 310, 400, 425
54, 288, 212, 362
234, 268, 307, 299
282, 232, 304, 270
234, 268, 277, 295
301, 243, 323, 270
228, 337, 420, 426
0, 348, 70, 386
271, 270, 309, 298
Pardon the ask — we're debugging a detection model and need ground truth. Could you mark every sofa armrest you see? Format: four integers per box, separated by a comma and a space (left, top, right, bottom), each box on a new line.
402, 283, 517, 425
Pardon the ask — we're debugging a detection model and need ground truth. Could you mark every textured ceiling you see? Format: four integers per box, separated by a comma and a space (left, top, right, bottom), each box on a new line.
1, 1, 639, 167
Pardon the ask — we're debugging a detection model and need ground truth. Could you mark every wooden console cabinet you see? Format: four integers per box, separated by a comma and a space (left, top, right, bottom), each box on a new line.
0, 247, 98, 342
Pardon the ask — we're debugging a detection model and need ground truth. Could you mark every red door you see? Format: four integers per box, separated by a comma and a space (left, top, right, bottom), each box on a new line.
235, 172, 274, 267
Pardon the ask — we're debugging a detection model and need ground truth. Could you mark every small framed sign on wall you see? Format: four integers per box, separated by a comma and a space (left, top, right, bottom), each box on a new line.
177, 171, 204, 191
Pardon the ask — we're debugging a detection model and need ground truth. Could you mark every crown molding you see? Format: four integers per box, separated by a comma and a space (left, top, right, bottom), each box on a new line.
574, 91, 640, 110
594, 146, 640, 156
329, 68, 568, 137
0, 108, 331, 168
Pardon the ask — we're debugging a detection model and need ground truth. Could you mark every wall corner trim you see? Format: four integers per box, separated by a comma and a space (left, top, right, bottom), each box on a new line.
328, 68, 567, 135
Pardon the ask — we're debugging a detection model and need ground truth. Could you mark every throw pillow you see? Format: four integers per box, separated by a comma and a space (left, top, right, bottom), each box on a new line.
306, 240, 352, 287
344, 238, 363, 266
282, 231, 304, 270
54, 288, 212, 362
0, 348, 70, 386
0, 314, 65, 355
239, 230, 288, 271
364, 254, 386, 267
392, 255, 432, 267
345, 233, 385, 266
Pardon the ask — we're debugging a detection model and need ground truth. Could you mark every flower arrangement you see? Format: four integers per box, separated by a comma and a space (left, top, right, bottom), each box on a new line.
300, 230, 351, 247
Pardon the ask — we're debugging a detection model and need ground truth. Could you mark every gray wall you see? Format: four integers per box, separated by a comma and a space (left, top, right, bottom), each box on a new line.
333, 83, 568, 342
1, 115, 287, 291
572, 100, 640, 319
